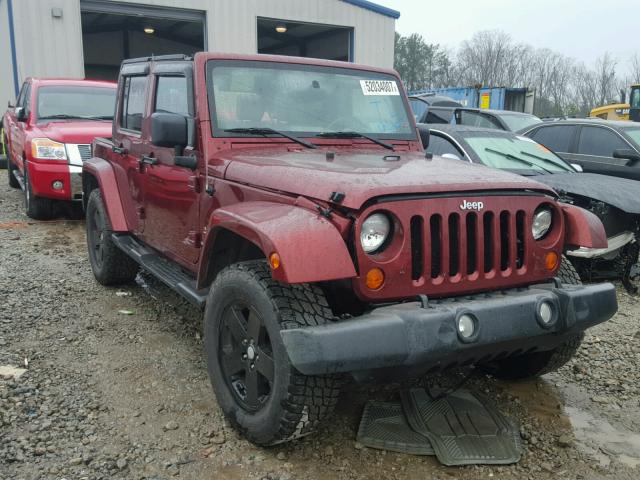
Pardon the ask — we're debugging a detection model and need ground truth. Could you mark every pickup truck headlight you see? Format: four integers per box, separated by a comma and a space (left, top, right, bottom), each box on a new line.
532, 207, 553, 240
31, 138, 67, 160
361, 213, 391, 253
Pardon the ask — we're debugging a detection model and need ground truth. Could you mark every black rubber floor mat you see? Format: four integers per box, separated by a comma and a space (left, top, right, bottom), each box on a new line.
357, 401, 435, 455
400, 388, 522, 466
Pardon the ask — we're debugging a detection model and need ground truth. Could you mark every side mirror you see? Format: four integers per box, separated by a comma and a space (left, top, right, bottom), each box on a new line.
150, 112, 188, 150
570, 163, 583, 172
613, 148, 640, 166
15, 107, 26, 122
417, 127, 430, 150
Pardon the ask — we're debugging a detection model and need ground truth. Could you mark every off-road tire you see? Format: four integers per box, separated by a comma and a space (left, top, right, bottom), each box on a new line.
85, 189, 138, 285
481, 257, 584, 380
6, 149, 20, 188
204, 261, 341, 446
24, 164, 53, 220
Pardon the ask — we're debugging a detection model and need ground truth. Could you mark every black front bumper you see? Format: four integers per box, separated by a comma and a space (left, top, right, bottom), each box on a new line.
280, 282, 617, 375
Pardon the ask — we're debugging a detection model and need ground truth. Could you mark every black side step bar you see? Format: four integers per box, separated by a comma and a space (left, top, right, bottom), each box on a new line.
111, 233, 209, 308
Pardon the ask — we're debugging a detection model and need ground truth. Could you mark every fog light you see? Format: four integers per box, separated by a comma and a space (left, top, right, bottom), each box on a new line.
52, 180, 63, 190
536, 300, 557, 329
365, 268, 385, 290
457, 313, 476, 341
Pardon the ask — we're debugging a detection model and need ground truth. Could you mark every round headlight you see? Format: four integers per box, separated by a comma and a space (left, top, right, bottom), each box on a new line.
360, 213, 391, 253
532, 208, 553, 240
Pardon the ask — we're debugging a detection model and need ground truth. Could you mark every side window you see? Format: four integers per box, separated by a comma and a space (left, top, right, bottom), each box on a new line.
154, 76, 190, 116
428, 135, 464, 159
528, 125, 575, 153
120, 76, 147, 132
23, 84, 32, 113
457, 111, 501, 130
16, 82, 28, 107
577, 126, 628, 157
16, 82, 31, 112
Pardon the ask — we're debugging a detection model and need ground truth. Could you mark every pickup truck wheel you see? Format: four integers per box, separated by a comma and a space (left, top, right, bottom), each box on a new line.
481, 257, 584, 380
6, 151, 20, 188
204, 261, 340, 446
23, 165, 53, 220
85, 189, 139, 285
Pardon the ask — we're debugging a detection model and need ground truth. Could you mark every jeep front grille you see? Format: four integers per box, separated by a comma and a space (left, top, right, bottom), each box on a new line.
354, 195, 563, 301
411, 210, 526, 282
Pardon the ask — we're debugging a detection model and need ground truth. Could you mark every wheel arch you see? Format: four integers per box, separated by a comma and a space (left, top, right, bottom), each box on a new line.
197, 201, 357, 288
82, 157, 129, 232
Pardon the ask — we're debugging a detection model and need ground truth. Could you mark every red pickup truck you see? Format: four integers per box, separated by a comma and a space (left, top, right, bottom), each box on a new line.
82, 53, 617, 446
3, 78, 116, 219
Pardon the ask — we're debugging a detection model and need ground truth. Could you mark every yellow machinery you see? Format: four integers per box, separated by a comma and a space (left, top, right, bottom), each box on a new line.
589, 84, 640, 122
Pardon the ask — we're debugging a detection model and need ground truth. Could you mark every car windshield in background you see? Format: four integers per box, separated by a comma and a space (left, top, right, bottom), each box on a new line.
499, 113, 542, 132
622, 127, 640, 146
464, 134, 573, 173
207, 60, 415, 139
36, 86, 116, 121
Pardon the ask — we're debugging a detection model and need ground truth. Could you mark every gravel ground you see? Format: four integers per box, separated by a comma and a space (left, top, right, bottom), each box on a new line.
1, 172, 639, 480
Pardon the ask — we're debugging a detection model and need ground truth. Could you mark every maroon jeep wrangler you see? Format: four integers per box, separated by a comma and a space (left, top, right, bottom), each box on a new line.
82, 53, 617, 446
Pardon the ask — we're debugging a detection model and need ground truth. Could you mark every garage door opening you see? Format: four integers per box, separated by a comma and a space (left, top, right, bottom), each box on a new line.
257, 17, 353, 62
80, 1, 206, 80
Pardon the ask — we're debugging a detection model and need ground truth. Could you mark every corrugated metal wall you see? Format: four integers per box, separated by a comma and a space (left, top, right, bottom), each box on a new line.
0, 0, 14, 106
0, 0, 396, 107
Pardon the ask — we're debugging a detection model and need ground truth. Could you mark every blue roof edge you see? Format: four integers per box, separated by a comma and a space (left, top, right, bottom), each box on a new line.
340, 0, 400, 19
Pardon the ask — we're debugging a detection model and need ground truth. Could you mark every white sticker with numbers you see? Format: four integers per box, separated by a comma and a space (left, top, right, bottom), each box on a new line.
360, 80, 400, 96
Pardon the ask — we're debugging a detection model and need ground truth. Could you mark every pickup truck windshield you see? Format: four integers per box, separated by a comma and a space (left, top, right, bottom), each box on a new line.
207, 60, 415, 140
36, 86, 116, 121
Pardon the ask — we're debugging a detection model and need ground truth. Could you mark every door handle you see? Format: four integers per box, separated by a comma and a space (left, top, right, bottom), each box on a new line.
140, 155, 158, 166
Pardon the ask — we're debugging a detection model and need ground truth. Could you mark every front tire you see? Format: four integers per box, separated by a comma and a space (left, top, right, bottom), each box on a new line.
24, 164, 53, 220
204, 261, 340, 446
85, 189, 138, 285
482, 257, 584, 380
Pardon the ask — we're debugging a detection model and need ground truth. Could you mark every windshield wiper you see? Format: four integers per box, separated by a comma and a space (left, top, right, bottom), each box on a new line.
484, 148, 552, 174
519, 150, 572, 172
224, 127, 317, 149
38, 114, 112, 121
316, 131, 394, 151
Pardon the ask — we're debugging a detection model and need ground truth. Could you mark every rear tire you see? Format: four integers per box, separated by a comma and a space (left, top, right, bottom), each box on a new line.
24, 165, 53, 220
6, 150, 20, 189
204, 261, 341, 446
85, 189, 139, 285
481, 257, 584, 380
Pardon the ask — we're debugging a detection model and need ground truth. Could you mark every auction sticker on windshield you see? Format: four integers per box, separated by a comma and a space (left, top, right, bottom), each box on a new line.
360, 80, 400, 96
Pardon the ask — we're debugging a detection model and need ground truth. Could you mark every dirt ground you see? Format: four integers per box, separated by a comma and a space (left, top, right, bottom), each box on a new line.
1, 171, 640, 480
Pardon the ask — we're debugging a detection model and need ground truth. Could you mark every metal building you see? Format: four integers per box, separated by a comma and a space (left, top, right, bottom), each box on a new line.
0, 0, 399, 107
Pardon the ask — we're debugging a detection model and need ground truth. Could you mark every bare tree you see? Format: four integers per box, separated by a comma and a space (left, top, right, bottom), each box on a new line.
629, 53, 640, 84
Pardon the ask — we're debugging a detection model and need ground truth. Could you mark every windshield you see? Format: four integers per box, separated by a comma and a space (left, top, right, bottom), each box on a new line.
464, 134, 574, 173
622, 127, 640, 146
36, 86, 116, 120
207, 60, 415, 139
498, 113, 542, 132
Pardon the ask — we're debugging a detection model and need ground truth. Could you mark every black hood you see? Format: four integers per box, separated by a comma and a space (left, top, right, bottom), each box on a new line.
537, 172, 640, 214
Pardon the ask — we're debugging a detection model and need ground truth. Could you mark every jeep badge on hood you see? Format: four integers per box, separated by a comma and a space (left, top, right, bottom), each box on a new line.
460, 200, 484, 211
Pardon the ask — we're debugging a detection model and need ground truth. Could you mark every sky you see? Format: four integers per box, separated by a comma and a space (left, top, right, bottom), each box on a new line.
381, 0, 637, 73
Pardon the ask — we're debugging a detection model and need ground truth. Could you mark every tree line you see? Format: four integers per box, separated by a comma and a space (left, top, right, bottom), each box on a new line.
394, 30, 640, 117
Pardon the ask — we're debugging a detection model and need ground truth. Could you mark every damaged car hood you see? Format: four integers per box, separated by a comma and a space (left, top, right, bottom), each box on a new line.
535, 173, 640, 214
220, 148, 555, 209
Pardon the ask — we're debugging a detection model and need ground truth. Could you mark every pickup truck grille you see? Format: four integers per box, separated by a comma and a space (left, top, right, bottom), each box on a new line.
354, 194, 563, 301
77, 144, 92, 161
410, 209, 526, 281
